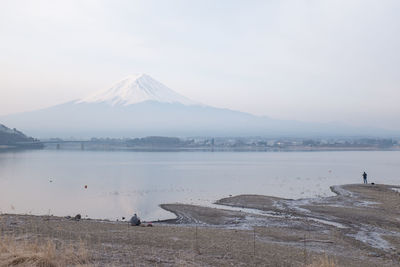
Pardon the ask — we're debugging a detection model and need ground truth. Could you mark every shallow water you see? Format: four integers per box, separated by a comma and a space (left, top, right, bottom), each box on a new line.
0, 150, 399, 221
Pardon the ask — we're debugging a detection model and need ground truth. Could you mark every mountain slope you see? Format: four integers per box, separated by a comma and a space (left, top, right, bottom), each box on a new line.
0, 74, 397, 138
0, 123, 42, 148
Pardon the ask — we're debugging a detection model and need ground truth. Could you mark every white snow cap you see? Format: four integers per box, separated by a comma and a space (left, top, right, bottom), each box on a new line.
77, 73, 198, 106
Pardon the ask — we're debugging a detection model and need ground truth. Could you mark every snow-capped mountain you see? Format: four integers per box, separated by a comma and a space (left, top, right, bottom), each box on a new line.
76, 74, 199, 106
0, 74, 396, 138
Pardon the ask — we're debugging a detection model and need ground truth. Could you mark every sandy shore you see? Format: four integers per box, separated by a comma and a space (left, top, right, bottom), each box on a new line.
1, 184, 400, 266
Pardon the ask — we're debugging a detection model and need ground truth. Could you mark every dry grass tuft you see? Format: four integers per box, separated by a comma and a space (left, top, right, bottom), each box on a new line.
0, 234, 91, 267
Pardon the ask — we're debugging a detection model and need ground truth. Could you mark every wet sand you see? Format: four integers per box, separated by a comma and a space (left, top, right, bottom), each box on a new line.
162, 183, 400, 266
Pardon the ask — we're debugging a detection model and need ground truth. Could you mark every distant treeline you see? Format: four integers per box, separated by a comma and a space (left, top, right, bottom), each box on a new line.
82, 136, 400, 151
0, 124, 43, 149
91, 136, 188, 147
127, 136, 183, 147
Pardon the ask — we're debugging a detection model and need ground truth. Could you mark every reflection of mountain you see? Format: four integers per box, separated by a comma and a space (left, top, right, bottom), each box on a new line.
0, 123, 43, 148
0, 74, 397, 138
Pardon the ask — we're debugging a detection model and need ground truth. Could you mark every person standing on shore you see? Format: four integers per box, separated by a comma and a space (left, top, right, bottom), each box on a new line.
362, 172, 368, 184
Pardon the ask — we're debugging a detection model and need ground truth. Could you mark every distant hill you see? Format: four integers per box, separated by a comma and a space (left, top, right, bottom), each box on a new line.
0, 123, 43, 149
0, 74, 398, 138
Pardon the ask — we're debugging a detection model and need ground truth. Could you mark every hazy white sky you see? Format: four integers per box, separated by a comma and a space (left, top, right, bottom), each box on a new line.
1, 0, 399, 129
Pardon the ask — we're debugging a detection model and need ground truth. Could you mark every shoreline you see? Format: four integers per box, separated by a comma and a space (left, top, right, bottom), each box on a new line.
10, 146, 400, 152
158, 183, 400, 265
1, 184, 400, 266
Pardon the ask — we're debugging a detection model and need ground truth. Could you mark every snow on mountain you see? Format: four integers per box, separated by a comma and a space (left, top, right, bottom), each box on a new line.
76, 73, 199, 106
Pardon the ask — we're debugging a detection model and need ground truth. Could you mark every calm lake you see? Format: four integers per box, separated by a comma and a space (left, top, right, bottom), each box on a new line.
0, 150, 399, 221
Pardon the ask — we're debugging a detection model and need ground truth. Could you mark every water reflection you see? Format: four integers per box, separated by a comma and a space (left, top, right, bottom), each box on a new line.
0, 150, 399, 221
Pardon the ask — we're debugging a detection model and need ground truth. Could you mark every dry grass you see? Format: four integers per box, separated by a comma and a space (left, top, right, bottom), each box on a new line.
0, 213, 392, 266
308, 255, 337, 267
0, 234, 91, 267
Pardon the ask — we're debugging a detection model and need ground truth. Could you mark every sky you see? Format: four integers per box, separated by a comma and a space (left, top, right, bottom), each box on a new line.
0, 0, 399, 130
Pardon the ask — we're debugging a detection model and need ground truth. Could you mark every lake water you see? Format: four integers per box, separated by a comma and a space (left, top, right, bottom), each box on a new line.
0, 150, 399, 221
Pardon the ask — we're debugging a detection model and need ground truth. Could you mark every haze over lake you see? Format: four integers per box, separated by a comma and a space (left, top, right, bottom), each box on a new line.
1, 150, 399, 221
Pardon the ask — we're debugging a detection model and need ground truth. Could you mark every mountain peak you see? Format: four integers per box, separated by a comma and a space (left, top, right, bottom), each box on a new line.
76, 74, 198, 106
